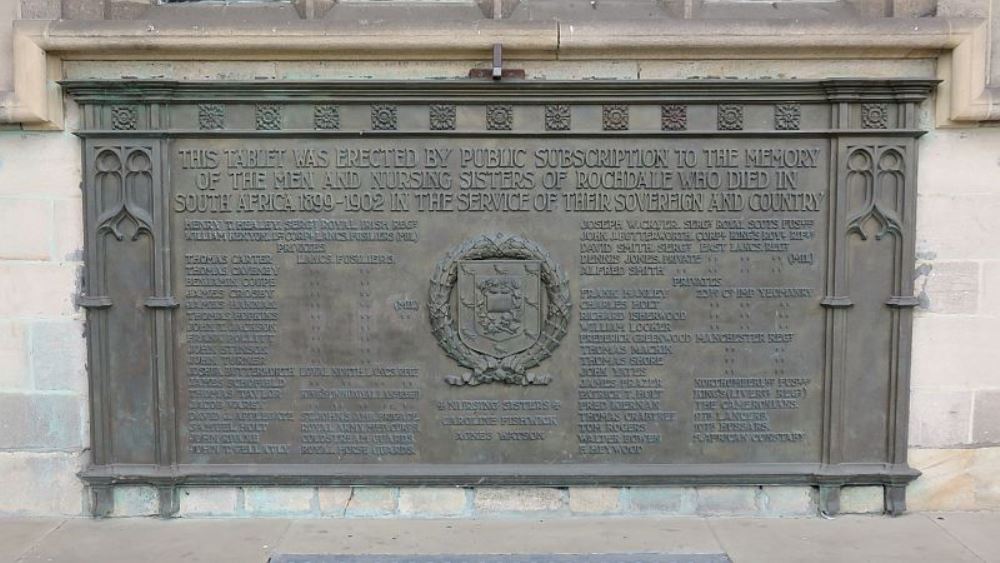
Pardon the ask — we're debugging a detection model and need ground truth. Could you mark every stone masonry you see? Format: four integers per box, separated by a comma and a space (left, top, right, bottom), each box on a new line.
0, 126, 89, 516
0, 0, 999, 516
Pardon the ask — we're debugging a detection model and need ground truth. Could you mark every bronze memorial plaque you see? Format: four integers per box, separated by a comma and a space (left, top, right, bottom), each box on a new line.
66, 80, 933, 515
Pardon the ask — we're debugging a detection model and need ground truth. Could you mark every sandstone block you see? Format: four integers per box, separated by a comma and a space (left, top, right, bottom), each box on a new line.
0, 262, 80, 318
912, 316, 1000, 389
112, 486, 158, 517
760, 486, 815, 516
0, 392, 84, 450
626, 487, 697, 515
171, 61, 278, 81
981, 261, 1000, 317
344, 487, 398, 517
473, 487, 563, 514
972, 391, 1000, 445
696, 486, 759, 516
916, 193, 1000, 260
276, 61, 473, 81
0, 199, 52, 260
918, 128, 1000, 195
52, 198, 84, 262
970, 447, 1000, 509
63, 61, 174, 81
907, 448, 976, 511
522, 61, 638, 80
638, 59, 934, 81
568, 487, 622, 514
908, 387, 973, 447
936, 0, 990, 17
0, 452, 85, 516
19, 0, 61, 19
317, 487, 352, 516
0, 320, 29, 390
177, 487, 240, 517
840, 486, 884, 514
914, 261, 979, 315
244, 487, 314, 516
29, 320, 87, 393
398, 487, 467, 517
0, 133, 81, 198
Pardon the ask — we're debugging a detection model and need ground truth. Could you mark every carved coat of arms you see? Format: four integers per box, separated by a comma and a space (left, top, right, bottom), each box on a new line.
429, 234, 571, 386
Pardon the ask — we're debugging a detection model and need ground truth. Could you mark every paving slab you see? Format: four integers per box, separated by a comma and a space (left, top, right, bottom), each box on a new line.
270, 556, 731, 563
17, 518, 291, 563
6, 514, 1000, 563
927, 511, 1000, 562
709, 514, 983, 563
277, 518, 720, 557
0, 519, 62, 561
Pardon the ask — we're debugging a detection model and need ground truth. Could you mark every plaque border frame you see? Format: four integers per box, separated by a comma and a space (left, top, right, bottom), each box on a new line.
64, 79, 936, 517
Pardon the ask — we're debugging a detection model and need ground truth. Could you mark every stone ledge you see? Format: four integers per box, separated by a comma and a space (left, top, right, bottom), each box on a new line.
0, 17, 996, 127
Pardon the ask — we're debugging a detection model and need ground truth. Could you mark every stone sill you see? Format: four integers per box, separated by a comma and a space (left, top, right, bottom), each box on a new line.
0, 17, 995, 127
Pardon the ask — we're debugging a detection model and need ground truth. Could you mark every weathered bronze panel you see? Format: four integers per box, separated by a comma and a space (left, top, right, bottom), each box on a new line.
65, 80, 934, 515
170, 135, 828, 466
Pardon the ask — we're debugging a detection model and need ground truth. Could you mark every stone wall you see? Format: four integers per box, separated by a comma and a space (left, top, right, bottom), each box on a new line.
0, 122, 89, 515
0, 57, 997, 516
907, 125, 1000, 511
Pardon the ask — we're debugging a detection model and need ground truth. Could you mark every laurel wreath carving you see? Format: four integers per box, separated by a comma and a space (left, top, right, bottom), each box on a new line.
428, 233, 572, 386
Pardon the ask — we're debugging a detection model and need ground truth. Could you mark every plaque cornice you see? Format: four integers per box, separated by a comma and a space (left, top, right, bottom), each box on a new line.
61, 78, 940, 102
62, 79, 937, 137
69, 129, 932, 139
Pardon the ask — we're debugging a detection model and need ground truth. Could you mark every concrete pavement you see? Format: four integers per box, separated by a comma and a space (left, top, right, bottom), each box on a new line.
2, 512, 998, 563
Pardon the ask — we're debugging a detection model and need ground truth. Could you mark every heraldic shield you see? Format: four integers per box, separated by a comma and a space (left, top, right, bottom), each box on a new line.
457, 260, 542, 357
428, 233, 572, 387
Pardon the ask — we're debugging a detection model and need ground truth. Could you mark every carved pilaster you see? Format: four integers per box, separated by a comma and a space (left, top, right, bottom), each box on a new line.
820, 82, 922, 513
828, 136, 917, 512
82, 139, 176, 506
821, 99, 852, 470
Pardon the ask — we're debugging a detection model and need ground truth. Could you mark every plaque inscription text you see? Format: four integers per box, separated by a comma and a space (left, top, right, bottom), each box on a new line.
172, 137, 827, 464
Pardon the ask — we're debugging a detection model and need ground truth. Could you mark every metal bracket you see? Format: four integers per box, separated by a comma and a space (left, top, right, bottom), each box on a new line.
493, 43, 502, 79
469, 43, 525, 80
